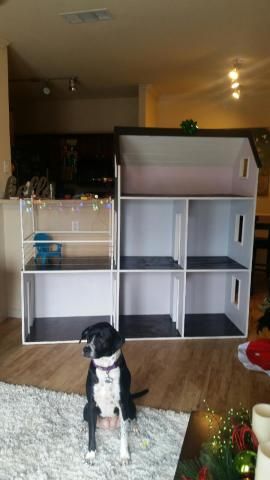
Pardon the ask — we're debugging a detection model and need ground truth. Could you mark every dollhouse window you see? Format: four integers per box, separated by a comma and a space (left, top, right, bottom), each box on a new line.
240, 158, 249, 178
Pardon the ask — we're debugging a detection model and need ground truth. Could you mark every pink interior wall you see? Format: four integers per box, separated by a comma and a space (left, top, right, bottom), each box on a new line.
121, 165, 233, 195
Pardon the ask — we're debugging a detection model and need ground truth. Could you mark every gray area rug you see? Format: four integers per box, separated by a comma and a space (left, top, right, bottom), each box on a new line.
0, 382, 189, 480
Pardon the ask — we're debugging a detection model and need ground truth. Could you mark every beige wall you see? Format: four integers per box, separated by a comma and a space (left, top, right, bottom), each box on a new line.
138, 84, 158, 127
0, 46, 11, 197
156, 93, 270, 129
13, 96, 138, 134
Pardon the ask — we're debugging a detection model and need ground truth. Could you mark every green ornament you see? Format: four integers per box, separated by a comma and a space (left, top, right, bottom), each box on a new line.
180, 119, 198, 135
234, 450, 257, 476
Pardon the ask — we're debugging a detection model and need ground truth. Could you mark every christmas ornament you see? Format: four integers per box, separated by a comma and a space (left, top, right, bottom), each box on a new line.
234, 450, 256, 475
180, 119, 198, 135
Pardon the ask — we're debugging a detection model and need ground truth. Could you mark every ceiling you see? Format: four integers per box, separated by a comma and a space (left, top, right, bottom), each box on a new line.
1, 0, 270, 101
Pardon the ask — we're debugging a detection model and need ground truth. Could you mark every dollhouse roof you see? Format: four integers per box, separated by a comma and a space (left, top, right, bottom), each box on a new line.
115, 127, 261, 168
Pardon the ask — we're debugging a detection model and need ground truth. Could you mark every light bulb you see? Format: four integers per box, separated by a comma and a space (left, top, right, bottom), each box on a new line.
228, 68, 239, 81
231, 81, 240, 89
232, 89, 240, 100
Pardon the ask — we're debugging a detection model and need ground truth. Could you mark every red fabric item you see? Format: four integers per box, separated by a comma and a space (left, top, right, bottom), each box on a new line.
198, 467, 208, 480
246, 339, 270, 370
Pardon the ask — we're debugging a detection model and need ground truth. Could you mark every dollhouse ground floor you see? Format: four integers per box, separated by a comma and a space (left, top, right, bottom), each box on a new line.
22, 267, 250, 343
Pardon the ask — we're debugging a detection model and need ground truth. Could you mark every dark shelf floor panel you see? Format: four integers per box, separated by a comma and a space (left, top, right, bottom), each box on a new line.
27, 316, 110, 342
119, 315, 181, 338
25, 256, 113, 271
187, 256, 247, 270
184, 314, 244, 337
120, 256, 182, 270
121, 194, 250, 198
26, 314, 244, 342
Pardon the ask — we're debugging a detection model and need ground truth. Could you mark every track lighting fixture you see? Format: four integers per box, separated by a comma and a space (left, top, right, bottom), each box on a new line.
10, 76, 79, 96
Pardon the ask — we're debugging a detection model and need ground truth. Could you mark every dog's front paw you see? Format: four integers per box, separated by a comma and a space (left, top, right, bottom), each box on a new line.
120, 451, 130, 465
131, 420, 140, 435
85, 450, 96, 464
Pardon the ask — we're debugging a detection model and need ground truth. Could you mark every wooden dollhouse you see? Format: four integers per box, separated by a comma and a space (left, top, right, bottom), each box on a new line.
21, 128, 260, 343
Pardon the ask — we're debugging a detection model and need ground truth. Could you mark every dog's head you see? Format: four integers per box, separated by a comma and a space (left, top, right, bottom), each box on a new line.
80, 322, 125, 359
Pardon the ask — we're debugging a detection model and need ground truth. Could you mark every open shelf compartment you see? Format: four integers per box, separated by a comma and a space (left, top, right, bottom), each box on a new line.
187, 199, 255, 270
20, 198, 115, 272
120, 198, 187, 270
119, 272, 184, 338
22, 271, 116, 343
184, 271, 250, 338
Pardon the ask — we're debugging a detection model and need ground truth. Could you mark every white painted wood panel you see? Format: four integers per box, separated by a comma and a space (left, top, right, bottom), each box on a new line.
185, 272, 226, 314
224, 271, 250, 335
227, 199, 255, 268
232, 138, 259, 197
187, 200, 230, 256
119, 272, 172, 315
121, 165, 233, 195
170, 273, 185, 335
120, 200, 175, 257
33, 272, 112, 318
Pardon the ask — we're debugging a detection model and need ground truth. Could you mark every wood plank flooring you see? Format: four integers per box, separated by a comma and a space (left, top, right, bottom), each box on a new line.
0, 271, 269, 413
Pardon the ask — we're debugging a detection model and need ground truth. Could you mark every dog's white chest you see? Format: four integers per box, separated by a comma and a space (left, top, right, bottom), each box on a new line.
94, 367, 121, 417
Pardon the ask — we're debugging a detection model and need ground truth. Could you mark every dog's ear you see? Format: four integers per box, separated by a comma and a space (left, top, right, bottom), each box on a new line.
79, 326, 90, 343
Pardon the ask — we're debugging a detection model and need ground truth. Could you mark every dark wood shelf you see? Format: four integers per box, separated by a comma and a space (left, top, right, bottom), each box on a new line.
120, 256, 183, 270
184, 314, 244, 337
119, 315, 181, 338
187, 256, 247, 270
27, 316, 110, 342
25, 256, 113, 271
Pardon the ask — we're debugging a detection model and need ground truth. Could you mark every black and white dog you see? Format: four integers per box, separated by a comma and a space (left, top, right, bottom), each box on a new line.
80, 322, 148, 464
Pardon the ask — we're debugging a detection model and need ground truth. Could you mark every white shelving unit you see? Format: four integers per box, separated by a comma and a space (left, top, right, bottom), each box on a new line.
115, 127, 260, 340
20, 128, 260, 343
20, 198, 115, 343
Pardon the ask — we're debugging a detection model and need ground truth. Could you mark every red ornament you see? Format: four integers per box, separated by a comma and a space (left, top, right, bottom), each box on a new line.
198, 466, 208, 480
232, 423, 258, 452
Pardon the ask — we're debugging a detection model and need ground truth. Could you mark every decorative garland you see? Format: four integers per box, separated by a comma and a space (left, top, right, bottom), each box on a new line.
178, 405, 258, 480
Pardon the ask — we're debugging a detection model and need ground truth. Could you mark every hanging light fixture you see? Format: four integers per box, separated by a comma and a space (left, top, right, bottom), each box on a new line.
69, 77, 77, 93
229, 61, 241, 100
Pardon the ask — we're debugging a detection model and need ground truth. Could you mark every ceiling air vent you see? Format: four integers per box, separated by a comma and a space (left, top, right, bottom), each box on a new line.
60, 8, 113, 24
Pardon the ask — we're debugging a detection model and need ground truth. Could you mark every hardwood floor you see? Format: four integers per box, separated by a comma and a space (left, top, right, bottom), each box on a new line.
0, 272, 269, 413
